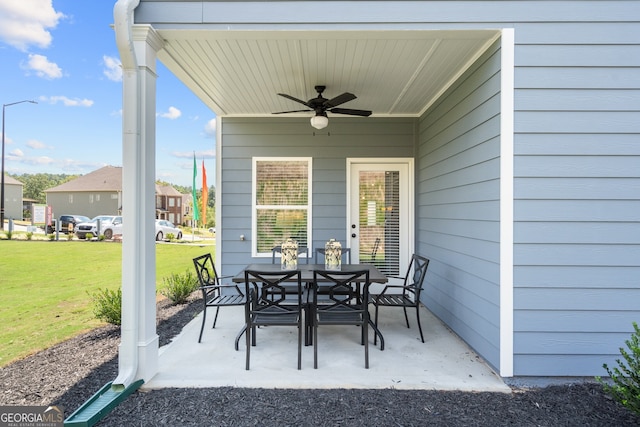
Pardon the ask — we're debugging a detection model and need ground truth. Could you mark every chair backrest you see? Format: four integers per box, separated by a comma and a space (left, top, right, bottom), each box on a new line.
312, 269, 370, 309
403, 254, 430, 295
371, 238, 380, 261
314, 247, 352, 264
193, 253, 220, 287
244, 269, 303, 311
271, 245, 309, 264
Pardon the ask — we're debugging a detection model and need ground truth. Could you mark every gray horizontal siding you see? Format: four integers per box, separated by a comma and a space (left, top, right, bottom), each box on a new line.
142, 0, 640, 377
219, 116, 415, 276
417, 39, 502, 370
510, 12, 640, 375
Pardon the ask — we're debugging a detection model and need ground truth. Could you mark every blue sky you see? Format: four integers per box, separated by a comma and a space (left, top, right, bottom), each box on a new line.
0, 0, 215, 187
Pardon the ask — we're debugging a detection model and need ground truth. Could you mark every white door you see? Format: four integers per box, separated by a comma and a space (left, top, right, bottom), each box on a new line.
347, 159, 413, 277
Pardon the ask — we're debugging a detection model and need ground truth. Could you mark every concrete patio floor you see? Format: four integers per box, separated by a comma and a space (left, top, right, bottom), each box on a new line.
144, 304, 509, 392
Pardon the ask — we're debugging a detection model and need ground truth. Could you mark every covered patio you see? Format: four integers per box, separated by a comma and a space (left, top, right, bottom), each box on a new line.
145, 303, 508, 392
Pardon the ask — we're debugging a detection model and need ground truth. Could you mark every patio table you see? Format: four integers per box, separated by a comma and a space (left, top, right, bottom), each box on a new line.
232, 263, 388, 350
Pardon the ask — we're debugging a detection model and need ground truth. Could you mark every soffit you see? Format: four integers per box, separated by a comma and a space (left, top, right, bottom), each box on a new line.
154, 29, 499, 117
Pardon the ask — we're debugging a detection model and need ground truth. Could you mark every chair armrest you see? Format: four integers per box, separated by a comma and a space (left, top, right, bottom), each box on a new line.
370, 284, 416, 300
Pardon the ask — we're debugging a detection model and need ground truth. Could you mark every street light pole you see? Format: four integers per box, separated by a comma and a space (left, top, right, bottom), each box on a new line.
1, 100, 37, 230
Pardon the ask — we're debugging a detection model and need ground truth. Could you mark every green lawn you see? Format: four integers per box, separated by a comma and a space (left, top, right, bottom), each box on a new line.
0, 240, 213, 367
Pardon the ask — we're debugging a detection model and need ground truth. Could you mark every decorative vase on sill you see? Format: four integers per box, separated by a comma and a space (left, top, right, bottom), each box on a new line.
281, 238, 298, 270
324, 238, 342, 270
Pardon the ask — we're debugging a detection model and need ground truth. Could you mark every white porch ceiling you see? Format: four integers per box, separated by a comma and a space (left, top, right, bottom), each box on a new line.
154, 29, 500, 118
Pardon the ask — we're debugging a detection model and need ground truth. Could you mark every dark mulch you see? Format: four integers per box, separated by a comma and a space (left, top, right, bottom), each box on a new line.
1, 298, 639, 426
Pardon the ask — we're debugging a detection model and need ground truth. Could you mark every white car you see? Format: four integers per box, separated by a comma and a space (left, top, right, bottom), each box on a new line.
101, 218, 183, 241
155, 219, 182, 241
75, 215, 118, 239
102, 216, 123, 240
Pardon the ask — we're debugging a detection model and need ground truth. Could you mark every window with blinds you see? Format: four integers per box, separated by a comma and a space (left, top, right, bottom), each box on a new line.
253, 158, 312, 256
358, 170, 400, 276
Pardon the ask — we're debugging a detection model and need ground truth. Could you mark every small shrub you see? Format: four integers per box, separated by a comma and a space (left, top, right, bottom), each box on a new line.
48, 234, 55, 241
67, 232, 74, 240
98, 234, 105, 241
597, 321, 640, 415
166, 233, 175, 241
26, 232, 33, 240
5, 231, 12, 240
90, 288, 122, 325
160, 270, 199, 304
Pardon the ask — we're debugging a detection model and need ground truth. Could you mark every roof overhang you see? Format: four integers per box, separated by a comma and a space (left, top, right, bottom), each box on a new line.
135, 6, 499, 119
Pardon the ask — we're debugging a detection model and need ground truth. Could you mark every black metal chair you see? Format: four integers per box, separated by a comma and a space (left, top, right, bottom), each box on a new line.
192, 253, 246, 343
369, 254, 430, 344
311, 269, 373, 368
244, 269, 305, 370
314, 247, 352, 264
367, 237, 381, 264
271, 245, 309, 264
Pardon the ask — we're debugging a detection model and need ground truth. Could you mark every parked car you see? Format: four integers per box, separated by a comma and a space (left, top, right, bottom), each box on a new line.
75, 215, 118, 239
46, 214, 90, 234
102, 216, 123, 240
155, 219, 182, 241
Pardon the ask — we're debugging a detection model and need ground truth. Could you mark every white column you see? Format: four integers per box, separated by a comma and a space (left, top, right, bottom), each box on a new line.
115, 21, 164, 386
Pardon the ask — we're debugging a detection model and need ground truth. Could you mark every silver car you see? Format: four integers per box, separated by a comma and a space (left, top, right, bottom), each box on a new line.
75, 215, 118, 239
155, 219, 182, 241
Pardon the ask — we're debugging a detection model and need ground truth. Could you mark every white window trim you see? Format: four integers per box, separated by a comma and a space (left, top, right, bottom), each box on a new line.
252, 157, 313, 257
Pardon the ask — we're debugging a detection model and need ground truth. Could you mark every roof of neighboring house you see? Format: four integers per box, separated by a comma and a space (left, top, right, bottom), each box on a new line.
3, 175, 23, 186
155, 184, 183, 196
45, 166, 122, 192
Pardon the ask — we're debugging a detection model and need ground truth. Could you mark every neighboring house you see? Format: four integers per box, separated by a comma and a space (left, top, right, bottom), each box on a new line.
155, 184, 182, 225
111, 0, 639, 385
181, 193, 193, 226
45, 166, 186, 223
2, 174, 24, 221
45, 166, 122, 219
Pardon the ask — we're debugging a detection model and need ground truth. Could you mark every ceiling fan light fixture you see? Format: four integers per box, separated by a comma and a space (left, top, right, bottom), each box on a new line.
310, 114, 328, 130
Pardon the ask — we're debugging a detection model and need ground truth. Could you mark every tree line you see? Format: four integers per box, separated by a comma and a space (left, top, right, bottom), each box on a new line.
9, 173, 214, 207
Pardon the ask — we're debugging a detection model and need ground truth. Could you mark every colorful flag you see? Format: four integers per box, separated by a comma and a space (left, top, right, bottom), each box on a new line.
192, 153, 200, 223
201, 160, 208, 225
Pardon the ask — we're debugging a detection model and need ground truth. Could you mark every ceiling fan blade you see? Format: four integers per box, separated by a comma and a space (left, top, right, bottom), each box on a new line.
329, 107, 372, 117
323, 92, 356, 108
272, 109, 312, 114
278, 93, 310, 107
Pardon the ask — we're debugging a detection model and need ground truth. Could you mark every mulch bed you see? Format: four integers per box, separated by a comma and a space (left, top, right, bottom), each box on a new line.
1, 297, 638, 426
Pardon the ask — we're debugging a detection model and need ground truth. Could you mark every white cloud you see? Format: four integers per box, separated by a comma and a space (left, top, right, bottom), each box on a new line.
23, 53, 62, 79
26, 139, 50, 150
159, 106, 182, 120
204, 118, 217, 137
9, 148, 24, 157
0, 0, 65, 51
39, 95, 93, 107
103, 55, 122, 82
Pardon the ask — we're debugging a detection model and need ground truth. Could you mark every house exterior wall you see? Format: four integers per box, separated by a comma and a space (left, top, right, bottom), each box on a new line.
219, 117, 416, 276
3, 182, 23, 220
138, 0, 640, 376
412, 4, 640, 375
46, 191, 121, 219
417, 39, 502, 371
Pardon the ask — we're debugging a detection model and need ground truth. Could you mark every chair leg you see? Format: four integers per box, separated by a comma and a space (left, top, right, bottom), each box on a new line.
313, 323, 318, 369
245, 321, 251, 370
415, 305, 425, 343
297, 322, 302, 370
403, 306, 410, 328
198, 307, 207, 343
364, 321, 369, 369
212, 306, 221, 328
373, 305, 380, 345
234, 325, 247, 351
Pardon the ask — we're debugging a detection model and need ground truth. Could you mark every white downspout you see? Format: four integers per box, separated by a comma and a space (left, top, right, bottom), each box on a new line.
113, 0, 140, 389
